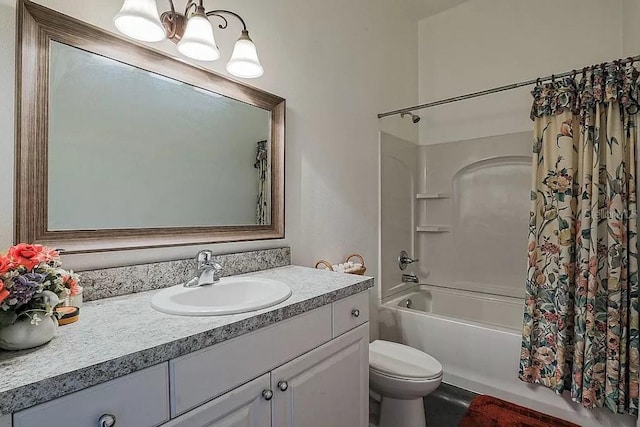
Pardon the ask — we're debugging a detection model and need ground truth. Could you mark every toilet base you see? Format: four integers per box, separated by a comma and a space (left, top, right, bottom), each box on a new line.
379, 396, 426, 427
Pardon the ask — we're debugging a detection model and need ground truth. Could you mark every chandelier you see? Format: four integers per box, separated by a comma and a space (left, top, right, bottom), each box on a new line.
114, 0, 264, 78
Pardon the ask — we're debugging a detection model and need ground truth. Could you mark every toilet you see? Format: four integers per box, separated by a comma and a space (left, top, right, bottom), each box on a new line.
369, 340, 443, 427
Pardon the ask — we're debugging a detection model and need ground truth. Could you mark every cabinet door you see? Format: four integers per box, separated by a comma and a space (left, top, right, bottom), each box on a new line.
271, 324, 368, 427
163, 373, 271, 427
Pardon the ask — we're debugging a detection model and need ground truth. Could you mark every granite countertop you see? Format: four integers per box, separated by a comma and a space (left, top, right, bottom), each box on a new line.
0, 265, 373, 415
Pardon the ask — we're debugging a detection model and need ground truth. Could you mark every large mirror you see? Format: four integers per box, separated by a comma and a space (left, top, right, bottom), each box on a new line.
16, 1, 285, 253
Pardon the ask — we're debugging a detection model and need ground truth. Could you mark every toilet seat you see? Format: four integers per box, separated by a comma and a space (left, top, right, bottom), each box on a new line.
369, 340, 443, 381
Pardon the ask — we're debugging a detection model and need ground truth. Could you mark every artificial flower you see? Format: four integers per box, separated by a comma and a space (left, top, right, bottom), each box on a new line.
0, 243, 77, 328
0, 279, 8, 304
0, 255, 13, 274
8, 243, 46, 270
61, 271, 81, 296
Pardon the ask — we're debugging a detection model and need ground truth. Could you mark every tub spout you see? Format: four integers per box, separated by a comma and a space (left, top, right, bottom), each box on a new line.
402, 273, 419, 283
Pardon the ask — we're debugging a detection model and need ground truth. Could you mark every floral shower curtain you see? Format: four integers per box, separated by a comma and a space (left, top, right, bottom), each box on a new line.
255, 140, 268, 225
520, 64, 640, 415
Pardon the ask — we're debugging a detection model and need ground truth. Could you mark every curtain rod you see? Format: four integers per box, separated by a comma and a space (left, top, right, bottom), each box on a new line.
377, 54, 640, 119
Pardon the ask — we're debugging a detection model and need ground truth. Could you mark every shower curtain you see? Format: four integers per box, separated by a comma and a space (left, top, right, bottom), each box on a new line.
255, 140, 268, 225
520, 64, 640, 415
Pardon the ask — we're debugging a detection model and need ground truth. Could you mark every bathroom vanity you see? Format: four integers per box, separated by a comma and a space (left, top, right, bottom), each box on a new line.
0, 266, 372, 427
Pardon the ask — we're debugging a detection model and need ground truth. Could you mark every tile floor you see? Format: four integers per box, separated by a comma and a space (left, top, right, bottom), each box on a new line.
369, 382, 478, 427
423, 383, 478, 426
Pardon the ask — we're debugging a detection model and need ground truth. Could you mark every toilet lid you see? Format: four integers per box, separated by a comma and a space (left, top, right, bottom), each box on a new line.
369, 340, 443, 380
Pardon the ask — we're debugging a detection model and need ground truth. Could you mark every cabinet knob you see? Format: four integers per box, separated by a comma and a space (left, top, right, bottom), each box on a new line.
262, 389, 273, 400
278, 381, 289, 391
98, 414, 116, 427
351, 309, 360, 318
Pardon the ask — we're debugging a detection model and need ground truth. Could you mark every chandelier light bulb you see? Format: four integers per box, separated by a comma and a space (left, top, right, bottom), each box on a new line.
226, 30, 264, 78
177, 11, 220, 61
113, 0, 166, 42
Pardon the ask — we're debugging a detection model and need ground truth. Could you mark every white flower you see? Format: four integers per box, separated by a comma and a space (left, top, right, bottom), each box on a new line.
30, 313, 41, 326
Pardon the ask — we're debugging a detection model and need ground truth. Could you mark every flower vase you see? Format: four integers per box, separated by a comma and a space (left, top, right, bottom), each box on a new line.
0, 316, 58, 351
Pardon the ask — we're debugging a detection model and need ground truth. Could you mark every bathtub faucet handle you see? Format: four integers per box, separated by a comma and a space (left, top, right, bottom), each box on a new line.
398, 250, 419, 270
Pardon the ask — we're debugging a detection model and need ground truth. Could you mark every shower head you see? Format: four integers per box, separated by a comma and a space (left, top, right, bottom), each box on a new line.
401, 112, 421, 123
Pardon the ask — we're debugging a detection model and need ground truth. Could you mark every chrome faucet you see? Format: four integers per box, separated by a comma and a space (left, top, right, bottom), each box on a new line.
398, 250, 419, 270
184, 250, 224, 288
401, 273, 419, 283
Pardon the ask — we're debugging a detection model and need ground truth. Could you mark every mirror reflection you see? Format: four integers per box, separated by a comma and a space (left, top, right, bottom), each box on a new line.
47, 41, 271, 231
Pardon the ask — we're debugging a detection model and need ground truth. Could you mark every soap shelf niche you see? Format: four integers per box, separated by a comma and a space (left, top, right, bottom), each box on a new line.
416, 193, 450, 199
416, 226, 450, 233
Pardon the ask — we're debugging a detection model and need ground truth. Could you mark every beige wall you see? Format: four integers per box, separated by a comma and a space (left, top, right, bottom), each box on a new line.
0, 0, 419, 284
418, 0, 624, 145
624, 0, 640, 56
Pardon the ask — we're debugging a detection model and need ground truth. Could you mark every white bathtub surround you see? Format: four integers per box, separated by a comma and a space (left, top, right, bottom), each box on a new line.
379, 298, 637, 427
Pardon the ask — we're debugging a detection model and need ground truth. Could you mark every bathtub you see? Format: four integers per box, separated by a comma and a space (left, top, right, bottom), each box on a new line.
378, 284, 637, 427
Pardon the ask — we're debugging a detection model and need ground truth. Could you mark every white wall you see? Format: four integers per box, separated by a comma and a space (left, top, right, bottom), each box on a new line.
418, 0, 623, 145
623, 0, 640, 56
0, 0, 418, 299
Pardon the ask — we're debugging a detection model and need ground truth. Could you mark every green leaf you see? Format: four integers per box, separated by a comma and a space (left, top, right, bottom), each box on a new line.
558, 217, 569, 230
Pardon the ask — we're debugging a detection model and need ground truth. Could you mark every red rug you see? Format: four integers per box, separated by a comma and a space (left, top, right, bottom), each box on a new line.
459, 395, 579, 427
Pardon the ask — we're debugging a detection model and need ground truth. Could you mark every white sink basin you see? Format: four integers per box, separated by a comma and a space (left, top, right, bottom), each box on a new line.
151, 277, 292, 316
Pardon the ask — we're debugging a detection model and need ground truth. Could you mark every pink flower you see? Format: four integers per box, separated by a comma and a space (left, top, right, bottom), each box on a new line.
560, 119, 573, 137
521, 366, 541, 382
534, 346, 556, 365
0, 255, 14, 274
588, 256, 597, 276
62, 274, 80, 296
8, 243, 46, 270
36, 246, 60, 264
0, 279, 8, 304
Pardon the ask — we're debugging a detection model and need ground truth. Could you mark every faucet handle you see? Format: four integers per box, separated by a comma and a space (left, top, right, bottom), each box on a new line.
212, 262, 224, 278
398, 250, 419, 270
196, 250, 213, 268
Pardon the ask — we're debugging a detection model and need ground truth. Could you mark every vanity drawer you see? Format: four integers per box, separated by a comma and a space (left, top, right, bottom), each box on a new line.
170, 305, 332, 416
14, 363, 170, 427
332, 291, 369, 337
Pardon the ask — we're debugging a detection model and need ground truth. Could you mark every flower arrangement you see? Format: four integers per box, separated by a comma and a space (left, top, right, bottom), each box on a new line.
0, 244, 79, 328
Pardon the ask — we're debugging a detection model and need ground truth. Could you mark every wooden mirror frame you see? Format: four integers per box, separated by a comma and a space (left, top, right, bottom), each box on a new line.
15, 0, 285, 254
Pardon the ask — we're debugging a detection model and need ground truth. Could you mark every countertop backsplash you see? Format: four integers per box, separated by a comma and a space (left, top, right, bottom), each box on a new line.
79, 247, 291, 302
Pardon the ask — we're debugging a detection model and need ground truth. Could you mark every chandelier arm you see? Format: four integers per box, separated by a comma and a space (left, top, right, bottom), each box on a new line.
205, 10, 247, 31
164, 0, 177, 39
184, 0, 199, 17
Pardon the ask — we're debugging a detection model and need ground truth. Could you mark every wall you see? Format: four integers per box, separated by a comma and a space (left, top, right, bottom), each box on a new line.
623, 0, 640, 56
0, 0, 419, 336
418, 0, 623, 145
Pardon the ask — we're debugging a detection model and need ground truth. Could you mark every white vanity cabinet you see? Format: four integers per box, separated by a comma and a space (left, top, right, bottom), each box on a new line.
271, 325, 368, 427
166, 325, 368, 427
9, 290, 370, 427
167, 292, 370, 427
